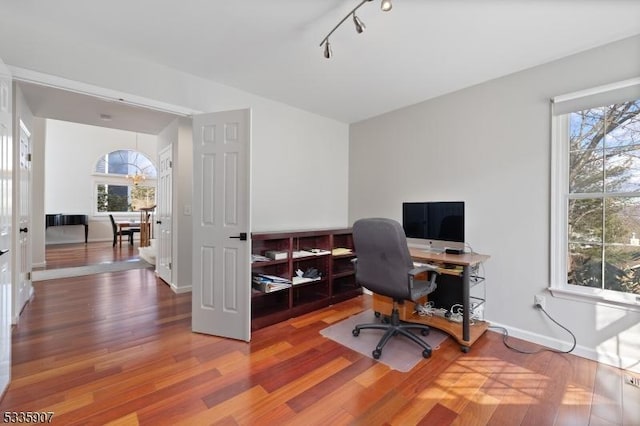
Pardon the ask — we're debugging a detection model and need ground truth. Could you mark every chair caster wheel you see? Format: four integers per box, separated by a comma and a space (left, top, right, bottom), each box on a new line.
352, 329, 360, 337
422, 348, 432, 358
420, 329, 429, 336
372, 349, 381, 359
374, 311, 381, 318
461, 346, 470, 353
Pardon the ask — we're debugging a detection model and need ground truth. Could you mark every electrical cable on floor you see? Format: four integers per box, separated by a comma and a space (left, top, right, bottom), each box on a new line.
489, 304, 577, 355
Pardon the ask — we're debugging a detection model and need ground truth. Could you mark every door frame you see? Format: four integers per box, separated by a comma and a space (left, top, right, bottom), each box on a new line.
11, 66, 198, 276
9, 67, 253, 338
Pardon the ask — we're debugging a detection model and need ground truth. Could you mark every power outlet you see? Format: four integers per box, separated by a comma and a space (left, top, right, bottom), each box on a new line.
534, 294, 546, 310
625, 374, 640, 388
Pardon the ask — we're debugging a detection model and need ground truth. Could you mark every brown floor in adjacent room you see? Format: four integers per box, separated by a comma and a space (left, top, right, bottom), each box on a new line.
3, 246, 637, 424
36, 241, 141, 271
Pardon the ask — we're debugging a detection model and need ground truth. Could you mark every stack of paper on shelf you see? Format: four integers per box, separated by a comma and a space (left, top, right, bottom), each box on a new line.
292, 276, 322, 285
292, 250, 315, 258
332, 247, 353, 256
252, 274, 292, 293
264, 250, 288, 260
252, 254, 271, 263
305, 248, 331, 255
293, 248, 331, 258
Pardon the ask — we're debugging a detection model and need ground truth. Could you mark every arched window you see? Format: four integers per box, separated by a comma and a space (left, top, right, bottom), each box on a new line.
93, 150, 157, 213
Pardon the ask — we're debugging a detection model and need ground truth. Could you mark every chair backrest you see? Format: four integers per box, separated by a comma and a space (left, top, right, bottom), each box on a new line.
352, 218, 415, 301
108, 214, 117, 234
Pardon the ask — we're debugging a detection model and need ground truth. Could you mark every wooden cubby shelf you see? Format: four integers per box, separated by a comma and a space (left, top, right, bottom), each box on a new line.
251, 228, 361, 330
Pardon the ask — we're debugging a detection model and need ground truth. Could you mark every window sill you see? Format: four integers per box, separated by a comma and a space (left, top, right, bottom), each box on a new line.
549, 287, 640, 313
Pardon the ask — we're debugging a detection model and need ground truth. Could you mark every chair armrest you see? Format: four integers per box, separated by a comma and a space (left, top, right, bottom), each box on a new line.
408, 263, 438, 296
408, 263, 439, 277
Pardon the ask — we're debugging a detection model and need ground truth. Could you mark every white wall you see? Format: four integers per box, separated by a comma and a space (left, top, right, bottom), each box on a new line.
0, 31, 350, 233
349, 35, 640, 371
44, 120, 157, 244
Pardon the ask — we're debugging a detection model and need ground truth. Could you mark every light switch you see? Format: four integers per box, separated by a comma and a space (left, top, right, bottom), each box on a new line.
184, 204, 192, 216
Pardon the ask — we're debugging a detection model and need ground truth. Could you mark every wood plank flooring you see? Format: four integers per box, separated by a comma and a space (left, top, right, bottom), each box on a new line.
2, 243, 637, 425
35, 241, 140, 270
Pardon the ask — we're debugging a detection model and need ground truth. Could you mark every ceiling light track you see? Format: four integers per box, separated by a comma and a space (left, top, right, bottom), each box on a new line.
319, 0, 392, 59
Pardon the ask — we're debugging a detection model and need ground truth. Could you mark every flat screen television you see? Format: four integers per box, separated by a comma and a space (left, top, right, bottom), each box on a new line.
402, 201, 465, 252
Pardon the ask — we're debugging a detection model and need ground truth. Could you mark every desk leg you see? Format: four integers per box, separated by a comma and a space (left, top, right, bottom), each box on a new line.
119, 232, 122, 248
84, 224, 89, 244
462, 265, 470, 352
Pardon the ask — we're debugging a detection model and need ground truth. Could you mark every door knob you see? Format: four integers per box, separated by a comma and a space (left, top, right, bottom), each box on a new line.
229, 232, 247, 241
0, 249, 8, 256
20, 227, 28, 233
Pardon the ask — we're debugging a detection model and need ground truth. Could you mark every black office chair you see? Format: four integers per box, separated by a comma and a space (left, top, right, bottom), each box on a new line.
351, 218, 439, 359
109, 214, 138, 247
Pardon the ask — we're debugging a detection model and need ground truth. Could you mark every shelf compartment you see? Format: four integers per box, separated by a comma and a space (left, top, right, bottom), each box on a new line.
332, 275, 359, 293
332, 256, 356, 276
331, 232, 354, 251
332, 270, 355, 279
292, 283, 330, 308
293, 234, 331, 253
331, 274, 362, 303
252, 289, 290, 321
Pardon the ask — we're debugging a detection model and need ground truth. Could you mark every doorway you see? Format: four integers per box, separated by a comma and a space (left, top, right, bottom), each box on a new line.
16, 80, 181, 278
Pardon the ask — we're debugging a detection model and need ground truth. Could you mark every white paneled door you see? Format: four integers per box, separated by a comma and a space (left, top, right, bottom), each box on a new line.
156, 144, 172, 286
0, 57, 13, 397
14, 119, 32, 322
191, 109, 251, 341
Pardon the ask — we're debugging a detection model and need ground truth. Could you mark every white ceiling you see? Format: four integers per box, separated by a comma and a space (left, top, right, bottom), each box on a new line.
17, 82, 180, 134
3, 0, 640, 130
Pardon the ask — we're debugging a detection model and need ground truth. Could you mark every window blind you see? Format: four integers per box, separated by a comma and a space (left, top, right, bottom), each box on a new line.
552, 77, 640, 115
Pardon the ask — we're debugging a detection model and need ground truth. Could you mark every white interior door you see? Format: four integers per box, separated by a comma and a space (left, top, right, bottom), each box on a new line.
0, 57, 13, 398
14, 119, 32, 322
191, 109, 251, 342
156, 144, 172, 285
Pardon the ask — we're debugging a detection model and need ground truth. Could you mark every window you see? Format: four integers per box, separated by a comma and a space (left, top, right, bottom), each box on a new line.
94, 150, 157, 213
552, 79, 640, 306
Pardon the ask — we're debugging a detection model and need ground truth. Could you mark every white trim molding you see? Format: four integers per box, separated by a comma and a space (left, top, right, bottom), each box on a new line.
8, 66, 200, 117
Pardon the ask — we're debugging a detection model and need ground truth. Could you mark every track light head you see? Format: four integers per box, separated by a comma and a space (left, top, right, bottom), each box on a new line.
320, 0, 392, 58
353, 14, 366, 33
323, 40, 332, 59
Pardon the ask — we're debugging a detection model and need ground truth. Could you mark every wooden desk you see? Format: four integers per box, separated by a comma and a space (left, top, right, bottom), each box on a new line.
373, 248, 490, 352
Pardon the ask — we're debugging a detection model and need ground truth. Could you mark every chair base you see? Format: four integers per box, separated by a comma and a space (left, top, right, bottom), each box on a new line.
352, 302, 432, 360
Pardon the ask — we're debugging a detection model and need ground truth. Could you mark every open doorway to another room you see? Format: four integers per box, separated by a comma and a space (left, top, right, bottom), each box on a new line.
17, 80, 179, 280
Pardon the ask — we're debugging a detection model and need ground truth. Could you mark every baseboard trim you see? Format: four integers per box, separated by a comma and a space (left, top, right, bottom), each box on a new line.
169, 283, 192, 294
487, 320, 639, 373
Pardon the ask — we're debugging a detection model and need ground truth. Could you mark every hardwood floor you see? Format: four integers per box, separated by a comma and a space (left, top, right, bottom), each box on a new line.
36, 241, 141, 270
3, 245, 637, 425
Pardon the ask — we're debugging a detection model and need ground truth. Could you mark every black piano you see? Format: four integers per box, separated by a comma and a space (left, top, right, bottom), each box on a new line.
45, 214, 89, 243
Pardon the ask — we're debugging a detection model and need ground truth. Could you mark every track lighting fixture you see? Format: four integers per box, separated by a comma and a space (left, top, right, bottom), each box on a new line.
319, 0, 393, 59
353, 14, 365, 34
323, 40, 332, 59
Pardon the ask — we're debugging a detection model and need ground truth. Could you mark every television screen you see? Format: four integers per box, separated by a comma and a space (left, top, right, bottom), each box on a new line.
402, 201, 465, 243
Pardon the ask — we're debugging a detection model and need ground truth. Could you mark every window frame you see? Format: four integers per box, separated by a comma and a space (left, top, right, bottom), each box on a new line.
550, 80, 640, 311
92, 149, 157, 216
